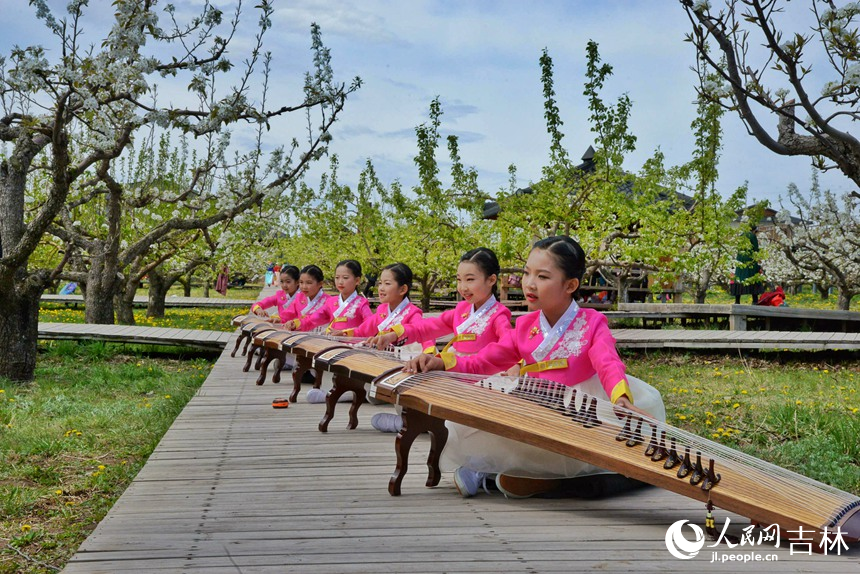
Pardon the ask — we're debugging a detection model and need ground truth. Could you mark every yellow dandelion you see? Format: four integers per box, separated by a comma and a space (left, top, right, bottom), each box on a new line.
740, 390, 748, 395
97, 465, 106, 471
55, 489, 63, 495
65, 501, 75, 506
796, 400, 803, 405
732, 403, 740, 409
164, 395, 171, 399
0, 389, 5, 393
21, 524, 31, 532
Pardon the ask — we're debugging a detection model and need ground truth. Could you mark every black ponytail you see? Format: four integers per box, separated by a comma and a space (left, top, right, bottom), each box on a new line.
280, 265, 300, 282
300, 264, 324, 283
460, 247, 501, 295
531, 236, 586, 297
382, 262, 413, 294
336, 259, 362, 278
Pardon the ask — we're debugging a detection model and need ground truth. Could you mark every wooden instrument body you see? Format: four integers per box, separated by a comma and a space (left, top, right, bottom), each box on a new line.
370, 369, 860, 543
232, 328, 860, 544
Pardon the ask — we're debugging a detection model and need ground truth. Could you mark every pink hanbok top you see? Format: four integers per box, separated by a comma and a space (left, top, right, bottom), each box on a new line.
396, 299, 512, 355
281, 291, 330, 325
345, 299, 436, 351
296, 292, 372, 332
251, 290, 297, 323
445, 307, 631, 404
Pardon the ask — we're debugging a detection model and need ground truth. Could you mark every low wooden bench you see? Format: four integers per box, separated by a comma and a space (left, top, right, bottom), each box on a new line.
616, 303, 860, 332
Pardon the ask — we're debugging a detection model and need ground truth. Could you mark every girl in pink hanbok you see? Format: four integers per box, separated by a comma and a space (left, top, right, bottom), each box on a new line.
332, 262, 431, 347
368, 248, 514, 432
290, 260, 372, 333
250, 265, 300, 323
406, 236, 665, 499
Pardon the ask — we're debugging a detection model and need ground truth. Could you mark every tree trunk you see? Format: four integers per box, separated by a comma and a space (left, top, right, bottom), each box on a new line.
419, 276, 431, 312
837, 289, 855, 311
84, 253, 117, 324
814, 283, 829, 300
203, 278, 210, 298
147, 267, 169, 318
694, 288, 708, 304
182, 274, 192, 297
116, 278, 139, 325
0, 281, 41, 382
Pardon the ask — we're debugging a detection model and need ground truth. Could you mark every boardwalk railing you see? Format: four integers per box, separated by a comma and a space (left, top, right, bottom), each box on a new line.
616, 303, 860, 332
38, 322, 231, 351
41, 294, 253, 308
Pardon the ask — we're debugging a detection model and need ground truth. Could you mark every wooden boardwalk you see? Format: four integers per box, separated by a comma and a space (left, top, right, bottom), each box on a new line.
42, 294, 253, 308
615, 303, 860, 332
38, 319, 860, 353
62, 333, 860, 572
38, 322, 232, 351
611, 328, 860, 351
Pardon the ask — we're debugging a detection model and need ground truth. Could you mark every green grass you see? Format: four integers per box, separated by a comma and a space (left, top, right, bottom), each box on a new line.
138, 283, 262, 300
0, 342, 212, 573
38, 305, 248, 332
625, 351, 860, 495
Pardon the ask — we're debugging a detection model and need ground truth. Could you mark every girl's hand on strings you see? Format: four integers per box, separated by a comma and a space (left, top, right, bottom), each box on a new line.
367, 332, 398, 350
503, 364, 521, 377
613, 395, 651, 420
403, 354, 444, 374
329, 329, 346, 337
252, 307, 268, 317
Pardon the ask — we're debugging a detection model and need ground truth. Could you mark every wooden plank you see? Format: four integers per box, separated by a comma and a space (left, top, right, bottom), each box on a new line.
60, 306, 860, 573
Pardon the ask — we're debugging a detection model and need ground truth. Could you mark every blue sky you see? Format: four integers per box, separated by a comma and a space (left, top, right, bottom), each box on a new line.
1, 0, 854, 208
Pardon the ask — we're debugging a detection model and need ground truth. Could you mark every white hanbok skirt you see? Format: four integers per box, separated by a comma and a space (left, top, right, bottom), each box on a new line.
439, 373, 665, 479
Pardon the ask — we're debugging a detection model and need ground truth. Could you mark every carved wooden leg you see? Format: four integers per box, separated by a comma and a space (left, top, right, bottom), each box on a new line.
253, 344, 266, 370
318, 375, 367, 432
318, 375, 347, 433
231, 332, 247, 357
270, 349, 287, 384
241, 333, 253, 356
346, 381, 367, 431
388, 408, 448, 496
242, 343, 258, 372
255, 348, 275, 386
289, 356, 313, 403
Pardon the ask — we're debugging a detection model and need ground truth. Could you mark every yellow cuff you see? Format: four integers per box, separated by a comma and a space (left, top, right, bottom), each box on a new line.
439, 352, 458, 370
342, 328, 354, 337
251, 304, 262, 312
290, 319, 301, 329
423, 346, 436, 354
610, 379, 633, 405
390, 323, 406, 337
